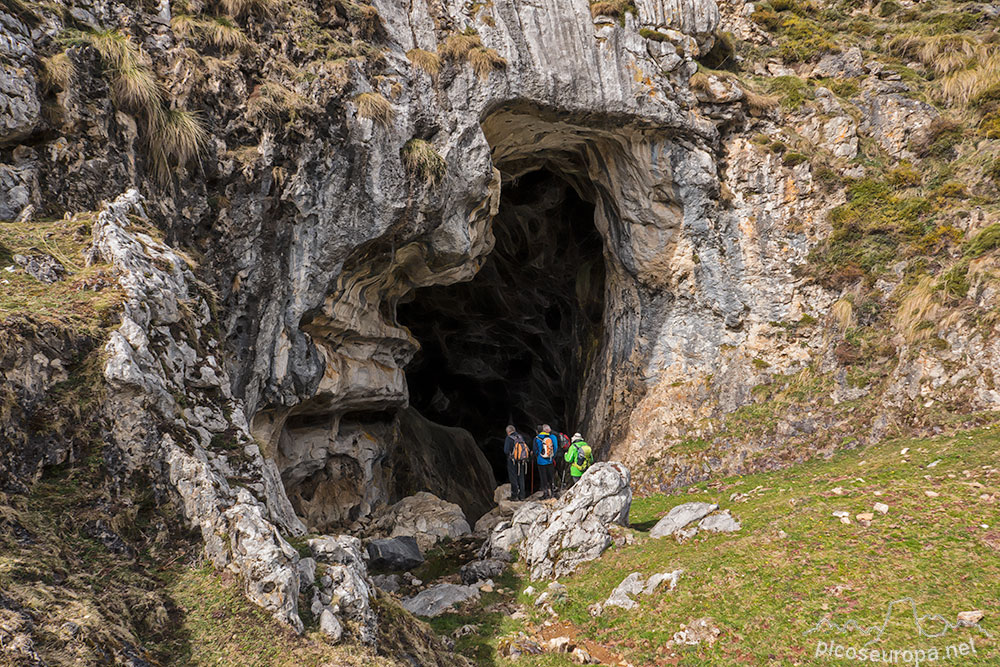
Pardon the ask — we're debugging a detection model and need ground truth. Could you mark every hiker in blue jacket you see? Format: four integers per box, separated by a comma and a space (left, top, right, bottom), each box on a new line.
533, 424, 558, 499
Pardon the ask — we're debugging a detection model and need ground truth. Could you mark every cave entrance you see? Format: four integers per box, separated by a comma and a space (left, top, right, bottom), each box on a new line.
397, 168, 606, 482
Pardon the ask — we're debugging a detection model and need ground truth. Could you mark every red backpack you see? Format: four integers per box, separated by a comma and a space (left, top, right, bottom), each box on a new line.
557, 432, 571, 452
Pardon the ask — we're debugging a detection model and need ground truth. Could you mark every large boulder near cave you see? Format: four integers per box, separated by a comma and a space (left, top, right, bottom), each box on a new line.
374, 491, 472, 552
479, 501, 549, 560
482, 463, 632, 579
366, 536, 424, 572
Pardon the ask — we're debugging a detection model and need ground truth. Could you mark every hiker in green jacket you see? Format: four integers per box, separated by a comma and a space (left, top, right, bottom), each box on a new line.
564, 433, 593, 488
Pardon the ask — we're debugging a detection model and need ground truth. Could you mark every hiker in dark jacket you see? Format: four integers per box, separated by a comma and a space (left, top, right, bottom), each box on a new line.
534, 424, 558, 499
503, 425, 528, 501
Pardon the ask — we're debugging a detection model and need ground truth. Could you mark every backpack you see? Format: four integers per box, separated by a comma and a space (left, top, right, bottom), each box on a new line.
539, 434, 554, 460
511, 433, 530, 462
576, 444, 593, 471
557, 432, 571, 451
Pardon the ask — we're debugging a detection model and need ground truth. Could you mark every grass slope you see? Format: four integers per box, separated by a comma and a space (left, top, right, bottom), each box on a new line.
0, 217, 122, 332
448, 422, 1000, 665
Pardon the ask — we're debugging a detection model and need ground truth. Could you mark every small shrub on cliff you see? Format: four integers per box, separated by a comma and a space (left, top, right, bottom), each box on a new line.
782, 151, 808, 167
406, 48, 441, 77
938, 261, 971, 298
355, 91, 393, 126
700, 30, 737, 70
206, 16, 251, 49
402, 139, 446, 185
639, 28, 669, 42
887, 161, 922, 187
761, 75, 813, 110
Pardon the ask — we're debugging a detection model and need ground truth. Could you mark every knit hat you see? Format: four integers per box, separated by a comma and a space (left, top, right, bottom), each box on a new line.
571, 433, 583, 442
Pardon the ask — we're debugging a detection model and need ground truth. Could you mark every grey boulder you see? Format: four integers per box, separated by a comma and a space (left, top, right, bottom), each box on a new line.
402, 583, 480, 617
698, 510, 742, 533
649, 502, 718, 539
366, 536, 424, 571
460, 558, 506, 585
521, 462, 632, 580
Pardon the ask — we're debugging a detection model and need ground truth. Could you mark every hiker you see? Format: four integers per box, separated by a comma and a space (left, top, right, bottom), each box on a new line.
534, 424, 558, 499
564, 432, 593, 488
554, 429, 572, 490
504, 425, 529, 501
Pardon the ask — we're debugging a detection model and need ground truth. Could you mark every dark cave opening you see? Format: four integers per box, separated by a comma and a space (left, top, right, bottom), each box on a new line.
397, 169, 606, 483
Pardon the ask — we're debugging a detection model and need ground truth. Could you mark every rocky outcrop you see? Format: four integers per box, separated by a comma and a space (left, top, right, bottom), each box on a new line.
603, 569, 683, 611
649, 502, 740, 539
460, 558, 507, 586
480, 501, 549, 560
90, 190, 308, 631
0, 11, 39, 147
307, 535, 378, 645
483, 463, 632, 579
373, 491, 471, 552
521, 463, 632, 580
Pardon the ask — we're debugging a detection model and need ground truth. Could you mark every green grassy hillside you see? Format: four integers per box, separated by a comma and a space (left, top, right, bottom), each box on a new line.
439, 421, 1000, 665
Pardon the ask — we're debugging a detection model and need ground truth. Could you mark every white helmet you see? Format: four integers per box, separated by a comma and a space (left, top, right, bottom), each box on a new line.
571, 433, 584, 442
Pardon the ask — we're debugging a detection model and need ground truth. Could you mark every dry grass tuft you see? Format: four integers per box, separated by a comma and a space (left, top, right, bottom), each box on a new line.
402, 138, 446, 185
468, 47, 506, 79
590, 0, 636, 19
40, 51, 75, 91
148, 108, 208, 184
894, 276, 940, 342
406, 48, 441, 77
349, 3, 382, 40
355, 91, 393, 126
439, 32, 482, 60
742, 88, 780, 115
112, 61, 164, 111
217, 0, 278, 17
207, 17, 250, 49
247, 81, 309, 121
170, 13, 200, 39
439, 31, 506, 79
831, 298, 855, 331
689, 72, 712, 94
65, 29, 163, 112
